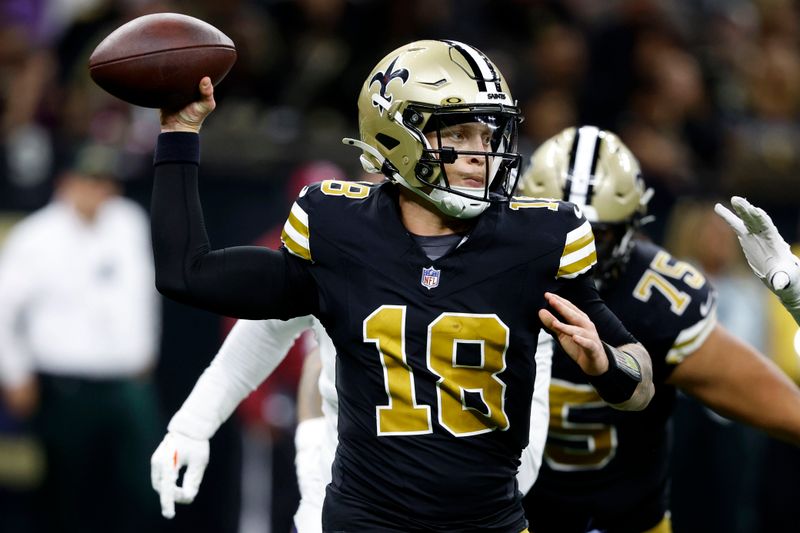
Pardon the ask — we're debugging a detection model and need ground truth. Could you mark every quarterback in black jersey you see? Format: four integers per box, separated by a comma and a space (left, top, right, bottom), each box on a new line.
518, 126, 800, 533
149, 42, 654, 532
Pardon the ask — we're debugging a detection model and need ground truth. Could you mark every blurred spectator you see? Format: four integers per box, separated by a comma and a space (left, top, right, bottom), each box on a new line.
0, 143, 162, 533
0, 1, 57, 210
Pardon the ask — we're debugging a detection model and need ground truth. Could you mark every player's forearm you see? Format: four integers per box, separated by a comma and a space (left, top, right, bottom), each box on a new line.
689, 365, 800, 446
596, 342, 654, 411
673, 328, 800, 445
151, 133, 314, 319
169, 318, 309, 438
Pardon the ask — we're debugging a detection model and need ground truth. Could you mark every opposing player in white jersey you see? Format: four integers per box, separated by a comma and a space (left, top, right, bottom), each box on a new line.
150, 315, 553, 532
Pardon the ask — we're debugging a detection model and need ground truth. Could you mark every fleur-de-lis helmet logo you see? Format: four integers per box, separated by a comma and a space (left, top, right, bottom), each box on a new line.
369, 57, 409, 110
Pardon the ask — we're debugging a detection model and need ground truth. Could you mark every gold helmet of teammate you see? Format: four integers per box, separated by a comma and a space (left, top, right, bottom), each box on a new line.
519, 125, 652, 284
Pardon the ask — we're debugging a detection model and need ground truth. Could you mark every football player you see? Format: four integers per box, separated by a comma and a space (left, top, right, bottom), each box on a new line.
518, 126, 800, 533
150, 316, 553, 532
150, 316, 336, 530
715, 197, 800, 326
149, 40, 654, 531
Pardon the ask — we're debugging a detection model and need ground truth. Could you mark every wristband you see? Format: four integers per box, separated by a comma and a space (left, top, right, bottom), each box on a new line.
588, 343, 642, 404
154, 132, 200, 166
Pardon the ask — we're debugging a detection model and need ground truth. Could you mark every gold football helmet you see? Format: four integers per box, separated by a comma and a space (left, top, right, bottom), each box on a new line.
519, 125, 653, 283
343, 40, 522, 219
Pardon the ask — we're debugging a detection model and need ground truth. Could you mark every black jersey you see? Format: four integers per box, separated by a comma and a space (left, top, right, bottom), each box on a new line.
279, 181, 634, 532
149, 134, 638, 533
525, 240, 717, 533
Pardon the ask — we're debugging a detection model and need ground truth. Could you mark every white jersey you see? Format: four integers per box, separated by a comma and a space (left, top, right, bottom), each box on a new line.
293, 319, 337, 533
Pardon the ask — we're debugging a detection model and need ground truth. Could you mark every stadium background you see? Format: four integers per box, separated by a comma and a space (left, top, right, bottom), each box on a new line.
1, 0, 799, 532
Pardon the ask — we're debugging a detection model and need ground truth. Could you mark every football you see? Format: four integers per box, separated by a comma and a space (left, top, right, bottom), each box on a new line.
88, 13, 237, 109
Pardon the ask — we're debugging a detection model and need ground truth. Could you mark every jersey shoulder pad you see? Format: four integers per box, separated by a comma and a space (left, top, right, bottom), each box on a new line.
626, 242, 717, 364
505, 198, 596, 279
554, 201, 596, 280
280, 180, 379, 261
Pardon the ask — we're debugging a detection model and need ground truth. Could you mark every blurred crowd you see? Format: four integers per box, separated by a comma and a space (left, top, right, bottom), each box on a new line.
3, 0, 800, 231
0, 0, 799, 532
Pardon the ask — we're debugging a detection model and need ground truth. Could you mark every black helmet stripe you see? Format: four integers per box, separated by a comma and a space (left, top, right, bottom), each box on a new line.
565, 126, 601, 209
442, 40, 502, 92
586, 132, 603, 207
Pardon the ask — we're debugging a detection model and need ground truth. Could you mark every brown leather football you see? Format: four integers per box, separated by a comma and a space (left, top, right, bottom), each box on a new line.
88, 13, 236, 109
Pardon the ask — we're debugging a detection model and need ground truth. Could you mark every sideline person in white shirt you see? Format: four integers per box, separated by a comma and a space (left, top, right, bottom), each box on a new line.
0, 143, 162, 533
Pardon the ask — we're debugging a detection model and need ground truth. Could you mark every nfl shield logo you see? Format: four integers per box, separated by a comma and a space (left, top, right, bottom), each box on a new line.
421, 266, 440, 290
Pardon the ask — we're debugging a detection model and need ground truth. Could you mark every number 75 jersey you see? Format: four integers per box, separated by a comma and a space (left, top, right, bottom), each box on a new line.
530, 239, 717, 515
280, 180, 601, 529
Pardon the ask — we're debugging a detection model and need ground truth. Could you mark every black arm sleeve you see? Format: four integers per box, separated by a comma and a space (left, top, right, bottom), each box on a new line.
556, 275, 637, 347
151, 132, 317, 320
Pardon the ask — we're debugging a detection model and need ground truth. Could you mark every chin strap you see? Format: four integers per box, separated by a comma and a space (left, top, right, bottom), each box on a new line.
342, 138, 489, 219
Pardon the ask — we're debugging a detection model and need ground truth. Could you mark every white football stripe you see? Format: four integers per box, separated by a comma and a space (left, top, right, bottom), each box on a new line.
282, 220, 309, 251
666, 308, 717, 363
565, 220, 592, 244
567, 126, 600, 208
290, 202, 309, 228
447, 40, 495, 80
559, 241, 596, 268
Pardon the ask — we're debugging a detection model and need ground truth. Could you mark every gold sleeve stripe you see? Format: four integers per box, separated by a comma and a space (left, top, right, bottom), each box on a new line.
280, 202, 311, 261
286, 210, 308, 240
563, 231, 594, 257
564, 220, 593, 248
281, 229, 312, 260
666, 306, 717, 364
556, 250, 597, 279
289, 202, 309, 230
557, 221, 596, 279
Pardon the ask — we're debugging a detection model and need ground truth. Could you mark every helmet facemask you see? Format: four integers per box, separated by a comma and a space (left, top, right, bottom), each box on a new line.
413, 105, 522, 214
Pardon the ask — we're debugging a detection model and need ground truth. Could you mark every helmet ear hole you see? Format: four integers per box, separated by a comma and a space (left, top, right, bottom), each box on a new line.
376, 133, 400, 150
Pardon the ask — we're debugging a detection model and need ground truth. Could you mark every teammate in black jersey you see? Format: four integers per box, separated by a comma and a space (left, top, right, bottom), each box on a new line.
518, 126, 800, 533
149, 41, 654, 532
